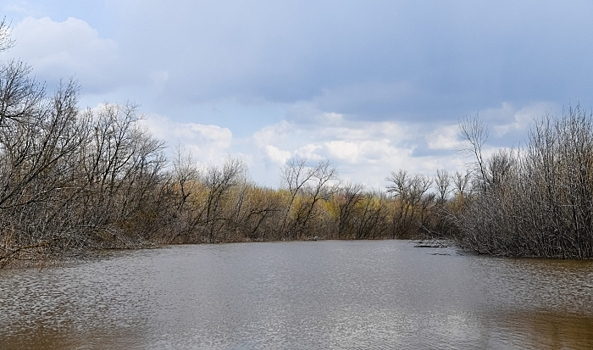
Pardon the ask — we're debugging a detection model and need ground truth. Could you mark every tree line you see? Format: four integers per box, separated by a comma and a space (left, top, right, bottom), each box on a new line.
2, 18, 593, 265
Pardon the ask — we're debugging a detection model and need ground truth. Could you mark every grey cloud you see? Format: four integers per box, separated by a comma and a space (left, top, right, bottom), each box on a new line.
410, 144, 455, 158
9, 0, 593, 126
101, 0, 593, 125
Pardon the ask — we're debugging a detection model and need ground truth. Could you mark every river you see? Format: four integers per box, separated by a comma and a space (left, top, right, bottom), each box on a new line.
1, 240, 592, 349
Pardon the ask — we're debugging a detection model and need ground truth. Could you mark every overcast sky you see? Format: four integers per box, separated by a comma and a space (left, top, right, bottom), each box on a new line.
1, 0, 592, 187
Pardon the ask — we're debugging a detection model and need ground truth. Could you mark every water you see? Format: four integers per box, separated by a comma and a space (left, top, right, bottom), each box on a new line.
1, 240, 592, 349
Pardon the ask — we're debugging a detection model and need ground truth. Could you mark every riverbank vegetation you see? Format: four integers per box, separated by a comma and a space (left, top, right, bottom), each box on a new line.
457, 109, 593, 258
1, 20, 593, 265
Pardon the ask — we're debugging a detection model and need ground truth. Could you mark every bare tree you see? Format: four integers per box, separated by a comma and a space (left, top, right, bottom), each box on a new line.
280, 159, 337, 239
435, 169, 451, 203
354, 191, 389, 240
453, 170, 471, 197
386, 170, 432, 238
0, 18, 14, 53
280, 158, 314, 235
201, 159, 246, 242
335, 182, 364, 239
459, 114, 489, 189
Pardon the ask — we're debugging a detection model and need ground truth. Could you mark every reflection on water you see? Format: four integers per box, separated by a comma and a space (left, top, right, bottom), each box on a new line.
1, 241, 592, 349
493, 311, 593, 350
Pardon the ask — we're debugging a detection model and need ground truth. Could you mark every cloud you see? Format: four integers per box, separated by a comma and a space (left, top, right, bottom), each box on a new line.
136, 106, 472, 188
426, 125, 464, 151
112, 100, 551, 189
304, 81, 421, 121
263, 145, 291, 165
139, 113, 234, 167
247, 100, 561, 187
1, 1, 590, 189
490, 102, 557, 137
1, 1, 42, 16
6, 1, 590, 129
1, 16, 125, 93
251, 110, 466, 187
99, 0, 593, 126
477, 101, 561, 147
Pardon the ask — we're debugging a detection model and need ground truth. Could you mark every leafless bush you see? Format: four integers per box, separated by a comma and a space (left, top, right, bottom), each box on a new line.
458, 107, 593, 258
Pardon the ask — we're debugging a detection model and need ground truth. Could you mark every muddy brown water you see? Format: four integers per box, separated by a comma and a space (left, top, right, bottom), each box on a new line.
1, 240, 592, 349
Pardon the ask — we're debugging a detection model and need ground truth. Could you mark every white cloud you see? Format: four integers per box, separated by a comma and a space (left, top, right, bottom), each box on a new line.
250, 111, 467, 187
1, 1, 41, 16
294, 144, 323, 161
252, 120, 293, 148
491, 102, 556, 137
325, 140, 362, 161
2, 16, 123, 93
426, 125, 464, 150
139, 114, 233, 167
263, 145, 291, 166
471, 101, 559, 139
326, 139, 396, 164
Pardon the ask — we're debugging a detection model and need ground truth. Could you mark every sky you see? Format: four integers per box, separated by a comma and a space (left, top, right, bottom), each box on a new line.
1, 0, 593, 188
